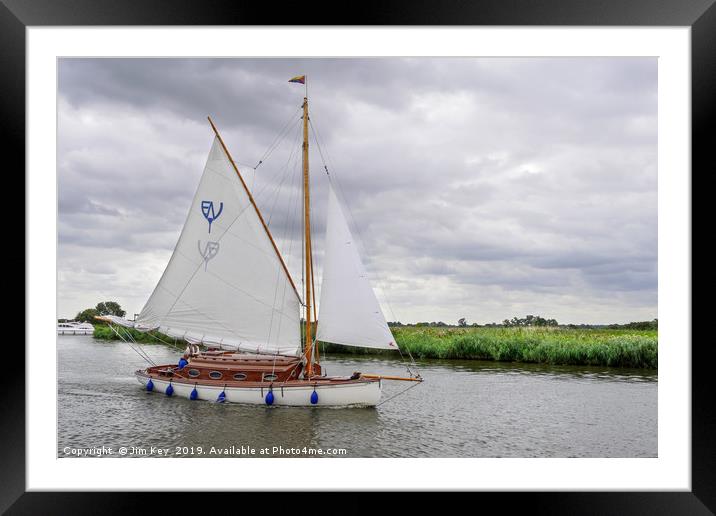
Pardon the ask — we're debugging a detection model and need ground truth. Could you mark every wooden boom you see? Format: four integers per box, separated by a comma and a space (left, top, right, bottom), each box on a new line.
361, 374, 423, 382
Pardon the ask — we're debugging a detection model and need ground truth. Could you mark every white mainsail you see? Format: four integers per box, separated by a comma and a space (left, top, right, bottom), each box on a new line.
316, 185, 397, 350
134, 136, 301, 355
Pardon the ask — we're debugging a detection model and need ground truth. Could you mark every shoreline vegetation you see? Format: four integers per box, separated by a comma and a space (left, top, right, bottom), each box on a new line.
91, 324, 657, 369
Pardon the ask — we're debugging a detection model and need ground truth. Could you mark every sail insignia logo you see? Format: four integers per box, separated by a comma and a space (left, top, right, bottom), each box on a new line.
201, 200, 223, 233
198, 240, 220, 271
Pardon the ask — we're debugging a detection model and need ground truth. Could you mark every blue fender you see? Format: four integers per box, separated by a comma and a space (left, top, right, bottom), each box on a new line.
146, 379, 154, 392
165, 383, 174, 396
265, 390, 274, 406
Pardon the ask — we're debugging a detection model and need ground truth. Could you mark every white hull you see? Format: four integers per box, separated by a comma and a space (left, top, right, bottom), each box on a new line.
136, 374, 382, 407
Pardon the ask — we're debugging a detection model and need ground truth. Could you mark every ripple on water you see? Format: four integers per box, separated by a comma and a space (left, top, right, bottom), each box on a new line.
57, 336, 657, 458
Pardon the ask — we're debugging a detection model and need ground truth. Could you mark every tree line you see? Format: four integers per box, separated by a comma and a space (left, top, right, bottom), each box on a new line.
388, 315, 558, 328
388, 315, 658, 329
65, 303, 657, 331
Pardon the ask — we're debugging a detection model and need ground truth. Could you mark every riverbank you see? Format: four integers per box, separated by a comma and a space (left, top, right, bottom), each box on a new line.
92, 325, 657, 369
92, 325, 179, 346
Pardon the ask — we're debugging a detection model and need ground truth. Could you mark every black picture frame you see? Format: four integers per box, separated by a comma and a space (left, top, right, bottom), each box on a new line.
5, 0, 710, 513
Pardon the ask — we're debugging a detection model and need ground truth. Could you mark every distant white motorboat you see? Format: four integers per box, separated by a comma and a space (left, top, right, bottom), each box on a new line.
57, 321, 95, 335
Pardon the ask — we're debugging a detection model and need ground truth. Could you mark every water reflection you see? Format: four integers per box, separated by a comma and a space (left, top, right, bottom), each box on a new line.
410, 357, 658, 383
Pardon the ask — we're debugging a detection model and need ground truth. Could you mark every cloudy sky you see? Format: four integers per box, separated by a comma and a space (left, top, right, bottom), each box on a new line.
58, 57, 657, 325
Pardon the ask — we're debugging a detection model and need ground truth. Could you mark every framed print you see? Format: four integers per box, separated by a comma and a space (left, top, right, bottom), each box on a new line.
5, 0, 712, 512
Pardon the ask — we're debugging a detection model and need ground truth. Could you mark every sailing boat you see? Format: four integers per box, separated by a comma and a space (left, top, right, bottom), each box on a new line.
97, 80, 421, 406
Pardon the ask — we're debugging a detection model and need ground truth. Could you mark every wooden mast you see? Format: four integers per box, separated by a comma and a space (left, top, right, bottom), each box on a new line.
302, 96, 316, 377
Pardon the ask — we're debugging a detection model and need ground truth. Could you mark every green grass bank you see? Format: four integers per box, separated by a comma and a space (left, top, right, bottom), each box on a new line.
93, 325, 657, 369
323, 326, 657, 369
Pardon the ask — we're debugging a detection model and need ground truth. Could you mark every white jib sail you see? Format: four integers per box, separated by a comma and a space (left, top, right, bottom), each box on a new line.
316, 185, 397, 350
135, 136, 301, 355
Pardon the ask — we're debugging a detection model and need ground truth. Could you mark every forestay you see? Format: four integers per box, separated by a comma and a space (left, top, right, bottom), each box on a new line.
316, 185, 397, 350
134, 136, 301, 355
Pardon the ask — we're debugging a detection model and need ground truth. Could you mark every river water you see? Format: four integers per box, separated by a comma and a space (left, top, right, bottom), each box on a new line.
58, 335, 657, 458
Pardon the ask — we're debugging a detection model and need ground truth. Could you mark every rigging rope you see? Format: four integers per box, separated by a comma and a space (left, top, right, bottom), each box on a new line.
245, 107, 305, 355
265, 121, 303, 226
125, 330, 159, 366
376, 379, 423, 407
269, 152, 303, 351
254, 105, 303, 169
309, 118, 330, 178
309, 116, 421, 379
252, 118, 302, 205
108, 323, 156, 366
146, 330, 184, 351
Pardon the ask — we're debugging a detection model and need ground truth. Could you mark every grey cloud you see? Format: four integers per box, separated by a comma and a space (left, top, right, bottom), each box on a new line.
57, 57, 657, 324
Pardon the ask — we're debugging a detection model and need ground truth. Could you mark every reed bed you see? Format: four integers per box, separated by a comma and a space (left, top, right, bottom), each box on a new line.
322, 326, 658, 369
